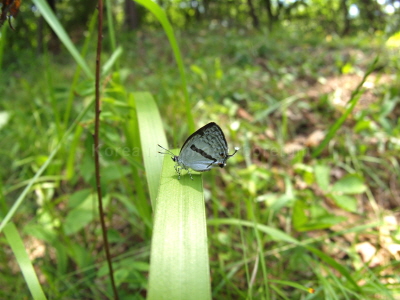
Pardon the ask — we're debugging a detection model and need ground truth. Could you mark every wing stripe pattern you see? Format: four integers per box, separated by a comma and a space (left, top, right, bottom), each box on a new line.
190, 144, 217, 165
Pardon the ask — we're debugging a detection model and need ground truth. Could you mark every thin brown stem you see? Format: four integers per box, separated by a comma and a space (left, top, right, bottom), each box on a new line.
94, 1, 119, 299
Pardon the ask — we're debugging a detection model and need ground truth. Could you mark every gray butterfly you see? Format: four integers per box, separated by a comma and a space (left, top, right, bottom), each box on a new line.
158, 122, 239, 180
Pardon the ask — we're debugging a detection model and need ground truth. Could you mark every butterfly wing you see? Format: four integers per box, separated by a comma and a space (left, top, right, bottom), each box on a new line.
178, 122, 231, 172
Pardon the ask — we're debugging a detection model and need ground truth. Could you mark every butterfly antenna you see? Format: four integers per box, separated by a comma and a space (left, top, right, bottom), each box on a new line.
157, 144, 175, 156
227, 147, 240, 158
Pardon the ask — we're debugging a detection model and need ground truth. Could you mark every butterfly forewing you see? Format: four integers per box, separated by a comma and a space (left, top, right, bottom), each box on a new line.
180, 123, 227, 152
179, 123, 230, 171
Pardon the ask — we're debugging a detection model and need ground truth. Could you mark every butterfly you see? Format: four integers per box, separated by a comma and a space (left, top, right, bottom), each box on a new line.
158, 122, 239, 180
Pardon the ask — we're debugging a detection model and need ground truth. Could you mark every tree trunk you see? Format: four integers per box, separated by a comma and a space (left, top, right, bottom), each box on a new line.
341, 0, 351, 35
247, 0, 259, 28
263, 0, 282, 31
125, 0, 139, 30
264, 0, 274, 30
358, 0, 384, 31
203, 0, 210, 16
47, 0, 60, 54
37, 17, 44, 55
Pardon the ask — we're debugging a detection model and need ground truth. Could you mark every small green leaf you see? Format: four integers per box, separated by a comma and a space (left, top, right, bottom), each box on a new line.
332, 175, 366, 194
331, 194, 358, 212
341, 62, 354, 74
0, 111, 10, 130
292, 200, 308, 230
70, 243, 94, 269
64, 209, 94, 236
69, 189, 92, 208
190, 64, 207, 82
101, 165, 131, 183
314, 164, 330, 192
64, 194, 110, 235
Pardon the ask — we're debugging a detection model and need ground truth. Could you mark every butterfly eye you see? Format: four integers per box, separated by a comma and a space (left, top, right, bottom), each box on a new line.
218, 163, 225, 168
219, 152, 225, 157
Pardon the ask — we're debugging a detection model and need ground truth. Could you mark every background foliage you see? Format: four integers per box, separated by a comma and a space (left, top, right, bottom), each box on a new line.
0, 0, 399, 299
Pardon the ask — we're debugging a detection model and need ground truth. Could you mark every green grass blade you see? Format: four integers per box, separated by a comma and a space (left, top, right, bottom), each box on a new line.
105, 0, 117, 53
312, 57, 378, 157
209, 218, 361, 291
269, 279, 313, 293
132, 0, 195, 132
3, 223, 47, 300
305, 246, 360, 291
63, 10, 98, 128
147, 152, 211, 300
207, 218, 299, 244
32, 0, 93, 79
102, 46, 123, 75
133, 92, 167, 207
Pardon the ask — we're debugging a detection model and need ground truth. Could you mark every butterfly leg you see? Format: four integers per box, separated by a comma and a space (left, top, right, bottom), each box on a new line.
186, 169, 194, 180
174, 165, 181, 179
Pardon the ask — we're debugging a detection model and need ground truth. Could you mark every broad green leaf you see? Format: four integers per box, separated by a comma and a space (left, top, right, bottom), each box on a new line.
134, 92, 168, 207
147, 150, 211, 300
331, 194, 358, 212
332, 175, 367, 194
314, 164, 330, 192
